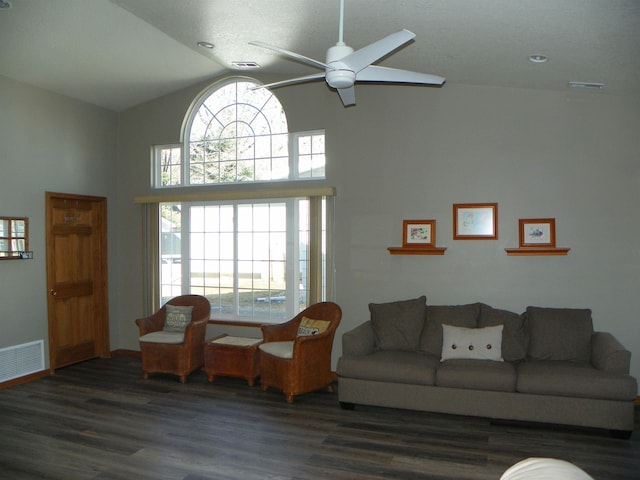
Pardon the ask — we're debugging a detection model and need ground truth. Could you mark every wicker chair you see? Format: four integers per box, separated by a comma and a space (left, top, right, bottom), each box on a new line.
259, 302, 342, 403
135, 295, 211, 383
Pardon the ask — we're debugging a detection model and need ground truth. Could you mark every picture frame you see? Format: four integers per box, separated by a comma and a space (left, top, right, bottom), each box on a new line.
519, 218, 556, 248
402, 219, 436, 248
453, 203, 498, 240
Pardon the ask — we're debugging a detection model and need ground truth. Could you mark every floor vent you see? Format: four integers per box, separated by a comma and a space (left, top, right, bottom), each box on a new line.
0, 340, 45, 382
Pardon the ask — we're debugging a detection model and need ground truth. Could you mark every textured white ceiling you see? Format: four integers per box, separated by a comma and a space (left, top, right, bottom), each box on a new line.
1, 0, 639, 111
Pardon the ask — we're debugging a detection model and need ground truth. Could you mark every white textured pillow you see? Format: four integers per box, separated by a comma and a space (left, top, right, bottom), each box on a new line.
441, 324, 504, 362
163, 304, 193, 332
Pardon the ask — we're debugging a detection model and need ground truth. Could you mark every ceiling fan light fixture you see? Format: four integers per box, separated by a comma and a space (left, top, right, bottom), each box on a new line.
528, 54, 548, 64
326, 69, 356, 89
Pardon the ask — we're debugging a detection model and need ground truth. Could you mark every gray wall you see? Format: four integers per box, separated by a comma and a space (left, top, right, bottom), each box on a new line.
2, 71, 639, 391
0, 75, 117, 365
114, 77, 640, 388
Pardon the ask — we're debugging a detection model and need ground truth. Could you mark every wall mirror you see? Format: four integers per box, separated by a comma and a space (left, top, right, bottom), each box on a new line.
0, 217, 29, 260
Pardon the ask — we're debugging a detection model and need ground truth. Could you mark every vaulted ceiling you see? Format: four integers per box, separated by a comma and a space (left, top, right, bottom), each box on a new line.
1, 0, 638, 111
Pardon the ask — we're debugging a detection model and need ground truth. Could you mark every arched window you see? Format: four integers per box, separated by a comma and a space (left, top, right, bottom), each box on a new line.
146, 77, 332, 322
154, 77, 324, 187
186, 78, 289, 184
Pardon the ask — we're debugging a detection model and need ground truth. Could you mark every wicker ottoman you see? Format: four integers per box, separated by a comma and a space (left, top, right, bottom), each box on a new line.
204, 335, 262, 386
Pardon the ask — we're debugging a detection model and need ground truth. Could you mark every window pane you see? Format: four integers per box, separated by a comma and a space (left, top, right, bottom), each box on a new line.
157, 146, 182, 186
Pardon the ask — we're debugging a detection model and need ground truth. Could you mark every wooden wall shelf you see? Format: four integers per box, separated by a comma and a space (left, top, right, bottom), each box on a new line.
505, 247, 570, 256
388, 247, 447, 255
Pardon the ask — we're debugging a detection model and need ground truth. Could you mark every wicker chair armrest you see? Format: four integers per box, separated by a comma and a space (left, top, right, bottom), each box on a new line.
292, 328, 337, 354
135, 313, 165, 336
183, 317, 208, 347
262, 319, 299, 342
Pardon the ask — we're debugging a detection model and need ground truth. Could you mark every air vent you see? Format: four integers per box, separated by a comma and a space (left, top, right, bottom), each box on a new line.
232, 61, 260, 69
0, 340, 45, 382
568, 82, 605, 90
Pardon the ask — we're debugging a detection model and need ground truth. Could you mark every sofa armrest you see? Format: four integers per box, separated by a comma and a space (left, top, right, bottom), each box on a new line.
342, 321, 375, 356
591, 331, 631, 374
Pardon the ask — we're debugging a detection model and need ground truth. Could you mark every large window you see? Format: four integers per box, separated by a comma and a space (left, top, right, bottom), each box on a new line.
141, 77, 333, 321
159, 196, 328, 321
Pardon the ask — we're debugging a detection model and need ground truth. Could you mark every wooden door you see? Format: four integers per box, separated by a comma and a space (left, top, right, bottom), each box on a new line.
46, 192, 109, 370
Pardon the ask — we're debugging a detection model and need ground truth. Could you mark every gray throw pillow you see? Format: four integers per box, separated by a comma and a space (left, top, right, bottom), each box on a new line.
163, 304, 193, 332
478, 303, 528, 362
419, 303, 481, 356
369, 296, 427, 351
526, 306, 593, 363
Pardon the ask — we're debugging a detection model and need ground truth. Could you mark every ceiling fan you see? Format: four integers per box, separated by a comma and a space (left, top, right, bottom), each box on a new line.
249, 0, 445, 107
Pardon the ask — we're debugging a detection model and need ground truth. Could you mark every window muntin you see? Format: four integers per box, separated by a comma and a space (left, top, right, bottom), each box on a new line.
159, 198, 325, 321
187, 80, 290, 185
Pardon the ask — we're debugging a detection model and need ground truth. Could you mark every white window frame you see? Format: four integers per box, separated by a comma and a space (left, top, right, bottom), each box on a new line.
141, 77, 334, 320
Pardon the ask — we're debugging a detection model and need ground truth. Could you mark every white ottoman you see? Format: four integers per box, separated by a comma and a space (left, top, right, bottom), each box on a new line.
500, 458, 594, 480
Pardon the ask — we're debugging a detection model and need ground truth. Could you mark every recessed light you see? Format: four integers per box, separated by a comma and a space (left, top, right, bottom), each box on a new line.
231, 61, 260, 69
197, 41, 214, 49
528, 54, 548, 64
0, 0, 12, 9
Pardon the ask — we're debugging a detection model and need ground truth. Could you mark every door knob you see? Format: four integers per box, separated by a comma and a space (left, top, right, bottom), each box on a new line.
50, 289, 57, 296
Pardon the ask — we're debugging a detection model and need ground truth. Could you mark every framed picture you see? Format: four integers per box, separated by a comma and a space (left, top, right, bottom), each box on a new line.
519, 218, 556, 248
402, 219, 436, 248
453, 203, 498, 240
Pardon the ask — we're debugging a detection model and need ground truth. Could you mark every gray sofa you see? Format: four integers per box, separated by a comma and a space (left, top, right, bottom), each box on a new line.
337, 296, 637, 436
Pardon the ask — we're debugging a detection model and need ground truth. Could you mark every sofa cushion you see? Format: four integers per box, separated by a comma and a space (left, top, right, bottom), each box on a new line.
163, 304, 193, 332
526, 307, 593, 363
419, 303, 481, 356
441, 324, 503, 361
436, 359, 517, 392
517, 360, 637, 401
478, 303, 528, 362
337, 350, 438, 386
369, 296, 427, 351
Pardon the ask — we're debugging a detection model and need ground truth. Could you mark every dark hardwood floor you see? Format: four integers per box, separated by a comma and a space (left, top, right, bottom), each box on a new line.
0, 356, 638, 480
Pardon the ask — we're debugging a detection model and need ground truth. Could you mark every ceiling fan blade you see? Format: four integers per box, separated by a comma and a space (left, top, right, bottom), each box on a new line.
254, 73, 327, 90
356, 65, 446, 85
340, 29, 416, 73
249, 40, 330, 71
337, 86, 356, 106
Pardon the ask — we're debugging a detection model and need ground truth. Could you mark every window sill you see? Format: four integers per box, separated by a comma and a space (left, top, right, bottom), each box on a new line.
208, 318, 282, 327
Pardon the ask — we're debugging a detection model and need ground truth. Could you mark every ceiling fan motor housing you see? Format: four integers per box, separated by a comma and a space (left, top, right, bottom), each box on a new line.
326, 43, 356, 88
